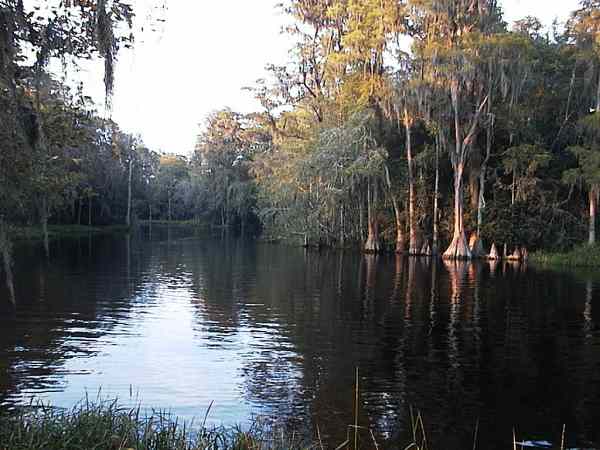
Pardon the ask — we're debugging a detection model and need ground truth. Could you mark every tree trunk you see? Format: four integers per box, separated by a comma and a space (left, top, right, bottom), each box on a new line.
469, 167, 480, 212
405, 109, 419, 255
384, 165, 405, 253
511, 171, 516, 206
394, 206, 405, 254
477, 165, 487, 235
489, 243, 499, 260
364, 179, 380, 253
126, 158, 133, 227
77, 197, 82, 226
432, 133, 441, 255
445, 81, 469, 259
589, 184, 598, 246
443, 82, 488, 259
444, 161, 472, 259
469, 232, 486, 258
0, 219, 15, 305
478, 68, 494, 235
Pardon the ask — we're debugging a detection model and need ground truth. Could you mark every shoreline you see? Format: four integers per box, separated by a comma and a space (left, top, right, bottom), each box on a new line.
531, 244, 600, 268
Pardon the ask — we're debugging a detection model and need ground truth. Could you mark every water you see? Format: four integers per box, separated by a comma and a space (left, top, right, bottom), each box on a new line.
1, 226, 599, 449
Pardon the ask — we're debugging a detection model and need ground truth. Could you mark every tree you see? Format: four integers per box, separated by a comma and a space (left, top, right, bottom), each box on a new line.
156, 155, 189, 222
564, 113, 600, 245
503, 144, 551, 206
566, 0, 600, 113
408, 0, 502, 259
193, 110, 269, 230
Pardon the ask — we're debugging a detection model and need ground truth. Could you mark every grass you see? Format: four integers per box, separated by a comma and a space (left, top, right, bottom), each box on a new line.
0, 396, 579, 450
0, 399, 312, 450
13, 224, 130, 241
531, 243, 600, 267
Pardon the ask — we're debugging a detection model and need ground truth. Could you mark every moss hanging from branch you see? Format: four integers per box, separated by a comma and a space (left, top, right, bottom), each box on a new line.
95, 0, 117, 106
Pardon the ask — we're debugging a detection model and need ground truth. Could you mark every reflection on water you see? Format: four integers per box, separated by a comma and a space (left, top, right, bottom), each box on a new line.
0, 226, 599, 449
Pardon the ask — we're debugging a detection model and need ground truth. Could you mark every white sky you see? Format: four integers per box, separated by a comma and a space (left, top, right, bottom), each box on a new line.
74, 0, 581, 155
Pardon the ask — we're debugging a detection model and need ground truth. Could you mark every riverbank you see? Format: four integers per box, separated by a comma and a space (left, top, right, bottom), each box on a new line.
0, 400, 311, 450
532, 244, 600, 267
13, 224, 131, 241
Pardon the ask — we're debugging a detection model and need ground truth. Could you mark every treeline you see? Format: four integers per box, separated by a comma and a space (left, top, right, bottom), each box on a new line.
188, 0, 600, 259
3, 0, 600, 271
0, 68, 233, 232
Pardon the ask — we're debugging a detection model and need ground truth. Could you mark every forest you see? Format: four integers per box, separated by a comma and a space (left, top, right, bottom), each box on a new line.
2, 0, 600, 277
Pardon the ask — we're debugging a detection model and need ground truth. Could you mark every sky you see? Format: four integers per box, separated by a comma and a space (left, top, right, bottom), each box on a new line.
75, 0, 581, 155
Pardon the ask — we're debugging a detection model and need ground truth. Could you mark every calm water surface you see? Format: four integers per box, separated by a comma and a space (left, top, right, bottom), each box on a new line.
1, 226, 600, 449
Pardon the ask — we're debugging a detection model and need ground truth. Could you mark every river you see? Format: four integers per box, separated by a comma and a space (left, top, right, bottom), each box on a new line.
0, 226, 599, 449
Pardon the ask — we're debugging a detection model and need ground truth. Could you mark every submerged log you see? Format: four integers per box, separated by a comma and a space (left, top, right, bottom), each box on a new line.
488, 243, 500, 260
468, 232, 486, 258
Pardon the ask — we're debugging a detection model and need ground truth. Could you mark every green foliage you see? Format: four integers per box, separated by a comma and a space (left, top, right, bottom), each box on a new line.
563, 113, 600, 196
252, 108, 396, 244
186, 110, 271, 230
533, 244, 600, 267
503, 144, 552, 203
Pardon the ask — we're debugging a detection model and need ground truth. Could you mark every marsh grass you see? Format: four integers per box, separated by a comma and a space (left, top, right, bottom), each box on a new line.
0, 392, 433, 450
532, 244, 600, 267
0, 398, 312, 450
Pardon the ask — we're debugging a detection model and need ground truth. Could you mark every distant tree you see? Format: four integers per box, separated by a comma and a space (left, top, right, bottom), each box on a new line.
564, 113, 600, 245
